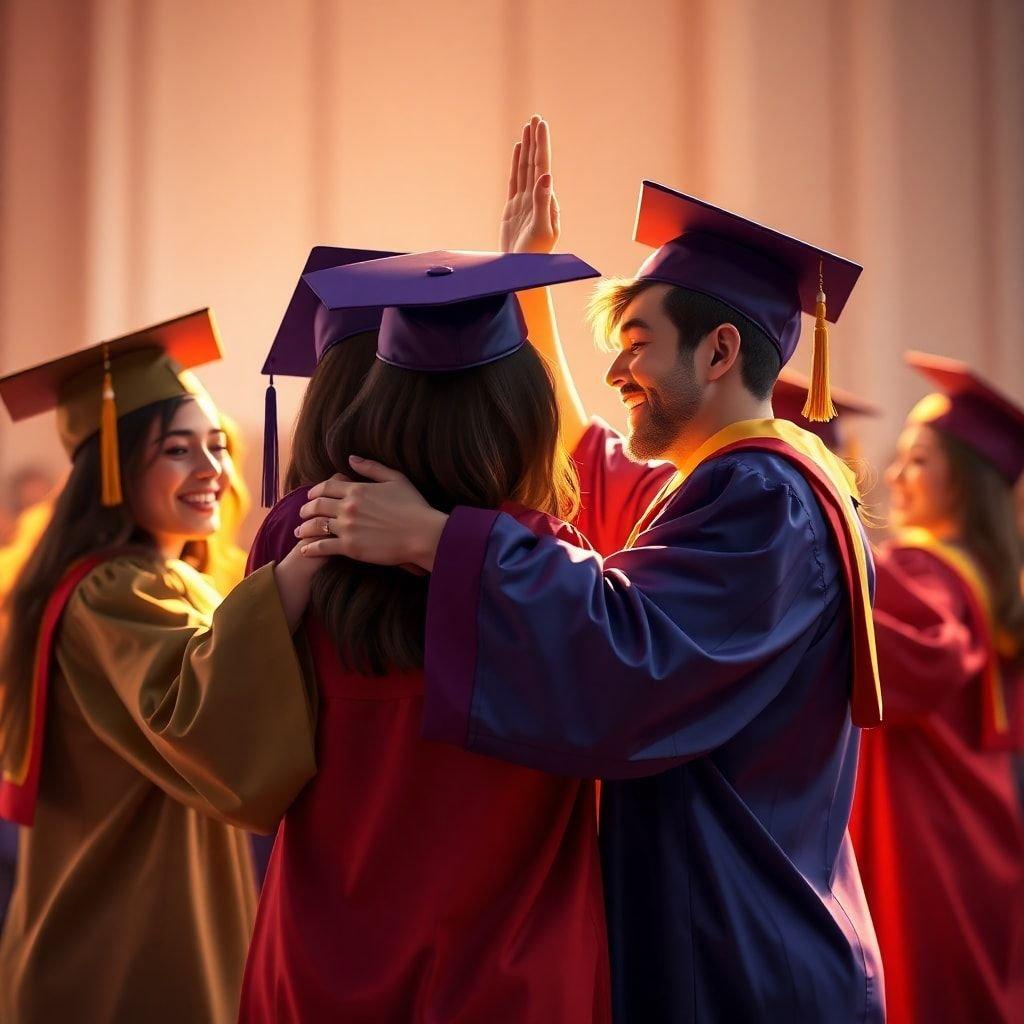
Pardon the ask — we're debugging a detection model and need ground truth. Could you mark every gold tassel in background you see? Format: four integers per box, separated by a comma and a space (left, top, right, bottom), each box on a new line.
100, 345, 123, 506
802, 259, 837, 423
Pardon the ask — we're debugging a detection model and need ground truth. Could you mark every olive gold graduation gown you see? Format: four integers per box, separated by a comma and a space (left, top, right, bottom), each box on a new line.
0, 553, 316, 1024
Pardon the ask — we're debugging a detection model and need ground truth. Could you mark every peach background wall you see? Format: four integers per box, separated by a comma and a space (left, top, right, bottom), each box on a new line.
2, 0, 1022, 522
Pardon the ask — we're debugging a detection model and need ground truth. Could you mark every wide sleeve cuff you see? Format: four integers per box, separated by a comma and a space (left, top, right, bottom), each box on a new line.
422, 506, 501, 745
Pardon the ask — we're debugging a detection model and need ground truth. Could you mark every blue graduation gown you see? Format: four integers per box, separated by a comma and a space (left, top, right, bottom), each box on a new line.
421, 438, 883, 1023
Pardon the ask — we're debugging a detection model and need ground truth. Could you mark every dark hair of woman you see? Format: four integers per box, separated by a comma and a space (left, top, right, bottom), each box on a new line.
284, 333, 380, 493
0, 396, 199, 764
310, 342, 579, 676
939, 430, 1024, 652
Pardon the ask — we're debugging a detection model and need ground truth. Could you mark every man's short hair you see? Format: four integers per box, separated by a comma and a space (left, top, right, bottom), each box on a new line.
587, 278, 781, 400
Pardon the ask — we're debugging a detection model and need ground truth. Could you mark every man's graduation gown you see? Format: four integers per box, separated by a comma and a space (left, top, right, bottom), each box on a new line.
420, 418, 884, 1024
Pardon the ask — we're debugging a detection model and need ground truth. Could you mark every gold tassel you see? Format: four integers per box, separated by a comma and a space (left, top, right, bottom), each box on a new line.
100, 345, 123, 506
802, 259, 837, 423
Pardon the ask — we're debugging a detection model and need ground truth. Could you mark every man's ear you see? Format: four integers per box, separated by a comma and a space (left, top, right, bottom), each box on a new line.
704, 324, 742, 382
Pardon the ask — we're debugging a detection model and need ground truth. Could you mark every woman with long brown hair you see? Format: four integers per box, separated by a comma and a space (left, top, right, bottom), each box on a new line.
849, 351, 1024, 1024
0, 312, 318, 1024
240, 251, 613, 1023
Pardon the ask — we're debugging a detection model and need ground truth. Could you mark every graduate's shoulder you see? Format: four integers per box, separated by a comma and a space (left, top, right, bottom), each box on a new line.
64, 548, 213, 633
686, 448, 827, 512
249, 486, 309, 571
668, 449, 834, 554
498, 501, 592, 549
876, 539, 980, 616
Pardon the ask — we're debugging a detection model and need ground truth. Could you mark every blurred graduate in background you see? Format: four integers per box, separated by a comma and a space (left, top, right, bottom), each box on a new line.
849, 352, 1024, 1024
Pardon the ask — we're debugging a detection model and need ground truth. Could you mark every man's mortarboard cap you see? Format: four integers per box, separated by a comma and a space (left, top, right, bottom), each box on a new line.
0, 309, 222, 506
772, 368, 880, 452
303, 250, 600, 372
633, 181, 863, 421
906, 351, 1024, 485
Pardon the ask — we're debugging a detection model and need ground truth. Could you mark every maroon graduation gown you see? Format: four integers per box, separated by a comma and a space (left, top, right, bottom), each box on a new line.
850, 540, 1024, 1024
239, 488, 611, 1023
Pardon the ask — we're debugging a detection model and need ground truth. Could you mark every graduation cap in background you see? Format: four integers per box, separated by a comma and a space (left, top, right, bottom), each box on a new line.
261, 246, 400, 506
906, 351, 1024, 485
0, 310, 222, 507
772, 368, 880, 455
633, 181, 863, 423
303, 250, 601, 372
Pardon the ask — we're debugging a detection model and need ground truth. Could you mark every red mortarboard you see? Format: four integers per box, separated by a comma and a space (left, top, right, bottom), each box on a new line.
906, 351, 1024, 485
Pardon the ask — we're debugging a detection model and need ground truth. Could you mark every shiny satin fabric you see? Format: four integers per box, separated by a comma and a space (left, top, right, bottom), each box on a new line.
0, 556, 314, 1024
239, 488, 612, 1023
850, 543, 1024, 1024
422, 422, 883, 1023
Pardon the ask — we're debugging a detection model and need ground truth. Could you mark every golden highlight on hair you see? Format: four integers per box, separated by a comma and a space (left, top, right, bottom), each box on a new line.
586, 277, 654, 353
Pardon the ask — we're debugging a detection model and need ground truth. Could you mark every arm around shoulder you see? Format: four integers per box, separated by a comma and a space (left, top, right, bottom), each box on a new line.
60, 555, 317, 832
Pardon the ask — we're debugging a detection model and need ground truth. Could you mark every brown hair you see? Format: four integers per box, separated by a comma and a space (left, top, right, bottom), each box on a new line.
309, 342, 579, 676
284, 333, 380, 492
0, 396, 244, 770
939, 430, 1024, 650
587, 278, 780, 399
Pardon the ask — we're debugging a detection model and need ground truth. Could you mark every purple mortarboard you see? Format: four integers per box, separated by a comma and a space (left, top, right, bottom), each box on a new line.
906, 351, 1024, 485
303, 250, 600, 372
772, 368, 880, 454
263, 246, 400, 378
260, 246, 399, 506
633, 181, 863, 422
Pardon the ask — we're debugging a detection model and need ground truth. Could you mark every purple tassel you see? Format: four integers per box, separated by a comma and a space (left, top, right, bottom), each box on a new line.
262, 375, 280, 508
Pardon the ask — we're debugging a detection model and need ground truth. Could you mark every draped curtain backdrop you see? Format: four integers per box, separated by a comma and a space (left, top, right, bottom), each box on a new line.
2, 0, 1022, 529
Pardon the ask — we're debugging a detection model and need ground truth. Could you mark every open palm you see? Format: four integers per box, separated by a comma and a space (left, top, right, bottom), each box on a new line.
499, 116, 561, 254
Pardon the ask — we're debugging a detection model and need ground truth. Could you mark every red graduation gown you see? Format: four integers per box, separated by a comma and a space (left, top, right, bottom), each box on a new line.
571, 416, 674, 556
239, 489, 611, 1024
849, 540, 1024, 1024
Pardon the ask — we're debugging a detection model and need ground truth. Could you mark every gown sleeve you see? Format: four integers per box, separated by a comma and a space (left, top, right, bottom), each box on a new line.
571, 417, 676, 555
871, 545, 989, 723
56, 554, 317, 833
423, 454, 845, 779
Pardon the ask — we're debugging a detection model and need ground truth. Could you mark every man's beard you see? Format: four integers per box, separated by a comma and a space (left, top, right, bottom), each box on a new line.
626, 356, 702, 462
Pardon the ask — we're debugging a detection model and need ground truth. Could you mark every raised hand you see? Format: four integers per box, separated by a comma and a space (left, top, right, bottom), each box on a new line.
295, 458, 448, 571
499, 116, 561, 254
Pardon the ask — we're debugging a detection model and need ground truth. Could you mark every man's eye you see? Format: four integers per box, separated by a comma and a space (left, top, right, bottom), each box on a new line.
629, 342, 646, 355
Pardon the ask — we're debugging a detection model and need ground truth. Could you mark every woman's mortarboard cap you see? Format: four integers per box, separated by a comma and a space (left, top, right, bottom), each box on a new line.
303, 250, 600, 372
0, 309, 222, 505
906, 351, 1024, 485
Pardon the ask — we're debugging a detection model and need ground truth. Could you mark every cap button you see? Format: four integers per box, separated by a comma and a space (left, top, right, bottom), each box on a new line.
426, 265, 454, 277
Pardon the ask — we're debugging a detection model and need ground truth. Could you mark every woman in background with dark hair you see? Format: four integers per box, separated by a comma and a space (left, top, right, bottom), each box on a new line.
240, 251, 612, 1023
0, 313, 318, 1024
849, 351, 1024, 1024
